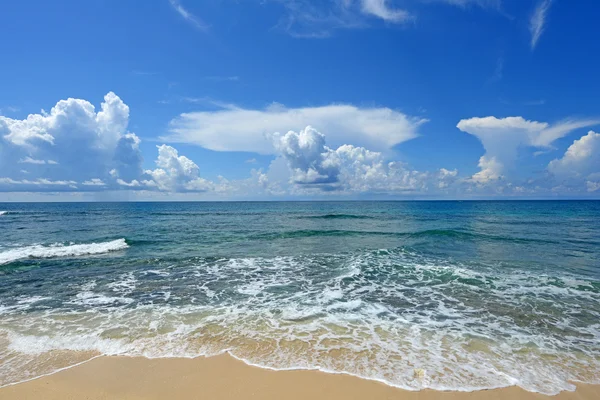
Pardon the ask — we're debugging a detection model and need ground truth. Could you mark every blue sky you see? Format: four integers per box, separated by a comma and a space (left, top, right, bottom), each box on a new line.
1, 0, 599, 200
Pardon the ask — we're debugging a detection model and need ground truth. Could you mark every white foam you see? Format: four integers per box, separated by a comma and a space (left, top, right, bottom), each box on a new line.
0, 239, 128, 265
70, 291, 134, 306
0, 211, 7, 216
107, 272, 137, 295
145, 270, 170, 277
0, 249, 598, 395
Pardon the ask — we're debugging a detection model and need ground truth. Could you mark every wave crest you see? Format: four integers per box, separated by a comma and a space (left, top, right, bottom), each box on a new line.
0, 239, 129, 265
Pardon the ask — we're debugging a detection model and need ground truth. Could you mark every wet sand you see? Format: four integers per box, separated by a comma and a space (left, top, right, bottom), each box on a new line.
0, 354, 598, 400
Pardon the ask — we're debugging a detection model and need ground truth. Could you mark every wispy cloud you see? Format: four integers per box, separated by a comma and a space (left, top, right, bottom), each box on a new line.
487, 56, 503, 84
360, 0, 412, 23
131, 70, 159, 76
169, 0, 208, 31
180, 97, 239, 110
272, 0, 415, 38
529, 0, 552, 49
433, 0, 502, 9
272, 0, 363, 38
524, 99, 546, 106
204, 76, 240, 82
0, 106, 19, 115
18, 157, 58, 165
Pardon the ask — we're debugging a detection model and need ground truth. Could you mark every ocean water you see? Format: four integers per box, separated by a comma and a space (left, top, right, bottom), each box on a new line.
0, 201, 599, 394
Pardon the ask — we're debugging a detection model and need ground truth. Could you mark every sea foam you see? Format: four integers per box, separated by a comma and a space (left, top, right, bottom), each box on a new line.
0, 249, 599, 394
0, 239, 128, 265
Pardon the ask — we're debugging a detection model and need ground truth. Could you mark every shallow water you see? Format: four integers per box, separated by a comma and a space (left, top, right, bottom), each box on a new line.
0, 201, 599, 394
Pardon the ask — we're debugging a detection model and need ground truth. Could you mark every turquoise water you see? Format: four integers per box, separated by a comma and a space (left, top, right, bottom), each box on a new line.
0, 201, 599, 394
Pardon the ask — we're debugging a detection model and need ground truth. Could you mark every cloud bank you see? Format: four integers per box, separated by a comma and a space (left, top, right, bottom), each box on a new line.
2, 92, 599, 198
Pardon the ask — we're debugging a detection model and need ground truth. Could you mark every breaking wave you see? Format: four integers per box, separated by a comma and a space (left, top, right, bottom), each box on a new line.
0, 239, 129, 265
0, 249, 598, 394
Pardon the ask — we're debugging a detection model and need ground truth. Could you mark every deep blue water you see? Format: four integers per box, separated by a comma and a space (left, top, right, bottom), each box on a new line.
0, 201, 599, 394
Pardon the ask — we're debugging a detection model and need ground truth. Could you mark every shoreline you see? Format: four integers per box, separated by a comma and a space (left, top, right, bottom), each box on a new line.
0, 354, 598, 400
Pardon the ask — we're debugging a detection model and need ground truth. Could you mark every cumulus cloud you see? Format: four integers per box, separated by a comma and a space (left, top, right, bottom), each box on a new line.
587, 181, 600, 192
457, 116, 600, 183
5, 92, 598, 198
530, 0, 552, 49
471, 156, 503, 184
548, 131, 600, 181
272, 126, 340, 185
438, 168, 458, 188
268, 125, 455, 194
0, 92, 144, 191
0, 93, 458, 198
165, 103, 427, 154
145, 145, 213, 192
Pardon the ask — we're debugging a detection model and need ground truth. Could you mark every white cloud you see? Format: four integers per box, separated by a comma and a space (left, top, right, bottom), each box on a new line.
0, 178, 77, 187
432, 0, 502, 8
271, 0, 415, 38
18, 157, 58, 165
165, 103, 427, 154
360, 0, 411, 23
82, 179, 106, 186
268, 125, 454, 194
471, 156, 503, 184
117, 179, 141, 187
587, 181, 600, 192
0, 106, 19, 115
270, 0, 502, 38
145, 145, 212, 192
333, 147, 430, 193
204, 76, 240, 82
272, 126, 340, 184
488, 56, 503, 84
457, 116, 600, 183
271, 0, 365, 38
438, 168, 458, 188
169, 0, 208, 31
530, 0, 552, 49
0, 92, 144, 191
548, 131, 600, 179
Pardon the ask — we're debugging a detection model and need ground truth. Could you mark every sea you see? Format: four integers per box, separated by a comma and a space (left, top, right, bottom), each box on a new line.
0, 201, 598, 395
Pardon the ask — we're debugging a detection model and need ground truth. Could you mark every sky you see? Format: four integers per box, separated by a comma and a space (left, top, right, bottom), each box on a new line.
1, 0, 599, 201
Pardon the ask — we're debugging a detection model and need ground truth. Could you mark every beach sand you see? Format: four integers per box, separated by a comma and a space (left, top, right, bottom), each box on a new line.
0, 354, 597, 400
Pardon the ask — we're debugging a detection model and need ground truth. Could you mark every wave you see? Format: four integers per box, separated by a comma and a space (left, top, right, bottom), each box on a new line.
254, 229, 557, 244
0, 248, 598, 393
0, 239, 129, 265
298, 214, 374, 220
0, 211, 7, 216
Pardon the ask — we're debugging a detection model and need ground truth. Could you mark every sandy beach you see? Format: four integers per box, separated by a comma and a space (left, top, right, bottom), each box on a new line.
0, 354, 597, 400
